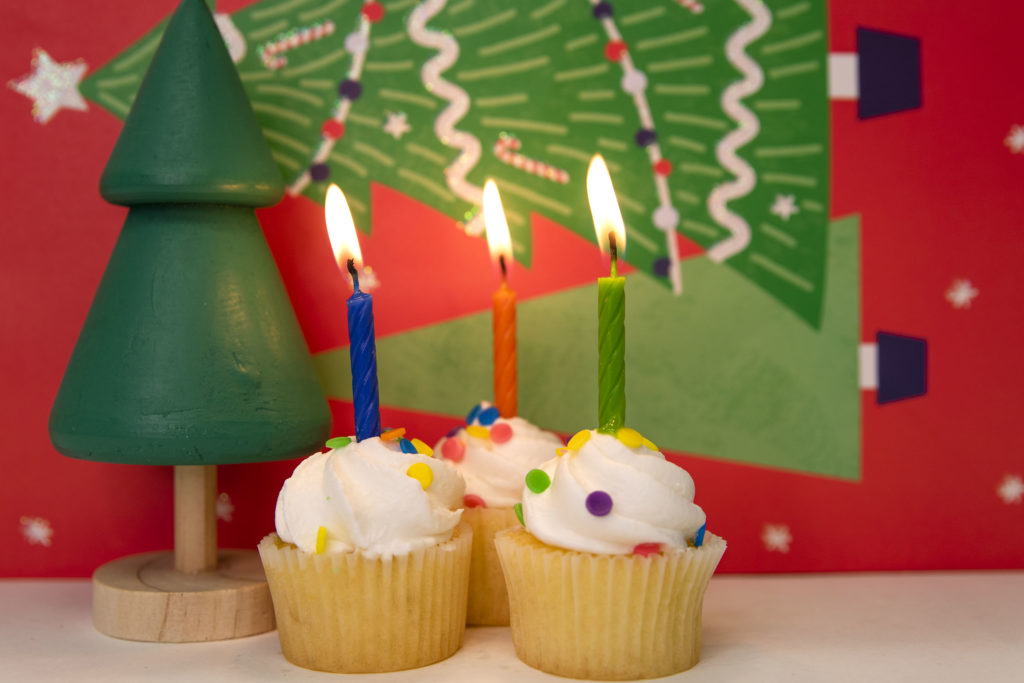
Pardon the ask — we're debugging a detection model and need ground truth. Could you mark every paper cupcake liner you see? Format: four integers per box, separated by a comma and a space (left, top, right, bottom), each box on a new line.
495, 527, 726, 680
258, 521, 472, 673
463, 506, 518, 625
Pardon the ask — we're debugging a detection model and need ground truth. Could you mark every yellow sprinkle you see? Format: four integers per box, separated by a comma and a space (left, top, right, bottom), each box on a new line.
381, 427, 406, 441
556, 447, 568, 456
567, 430, 591, 450
642, 437, 659, 451
411, 438, 433, 457
466, 425, 490, 439
315, 526, 327, 554
406, 462, 433, 489
616, 427, 644, 449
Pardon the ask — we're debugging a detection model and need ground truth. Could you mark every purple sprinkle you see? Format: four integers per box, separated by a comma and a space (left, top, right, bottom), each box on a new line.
445, 426, 461, 438
310, 163, 330, 181
338, 79, 362, 100
634, 128, 657, 147
585, 490, 613, 517
466, 403, 482, 424
592, 2, 614, 19
477, 405, 500, 426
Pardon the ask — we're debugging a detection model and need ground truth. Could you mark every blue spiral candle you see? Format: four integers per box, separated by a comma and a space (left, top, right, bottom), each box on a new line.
347, 261, 381, 441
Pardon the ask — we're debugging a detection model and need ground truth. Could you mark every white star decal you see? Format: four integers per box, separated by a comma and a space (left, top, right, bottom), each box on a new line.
9, 48, 88, 124
945, 278, 979, 309
20, 516, 54, 547
216, 492, 235, 522
762, 523, 792, 553
382, 111, 411, 140
997, 474, 1024, 504
1005, 125, 1024, 154
770, 194, 799, 221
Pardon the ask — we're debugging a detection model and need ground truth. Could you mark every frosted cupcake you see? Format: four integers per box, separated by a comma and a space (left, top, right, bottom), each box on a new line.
496, 427, 726, 680
435, 401, 563, 625
258, 431, 472, 673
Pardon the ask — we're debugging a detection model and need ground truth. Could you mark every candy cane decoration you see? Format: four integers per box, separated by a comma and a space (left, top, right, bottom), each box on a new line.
493, 135, 570, 184
260, 20, 336, 71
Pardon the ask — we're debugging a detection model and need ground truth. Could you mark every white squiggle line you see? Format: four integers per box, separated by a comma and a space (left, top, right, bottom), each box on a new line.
408, 0, 485, 234
706, 0, 771, 263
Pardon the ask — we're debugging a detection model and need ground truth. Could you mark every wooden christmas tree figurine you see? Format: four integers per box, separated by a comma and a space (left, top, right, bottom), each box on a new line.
49, 0, 331, 642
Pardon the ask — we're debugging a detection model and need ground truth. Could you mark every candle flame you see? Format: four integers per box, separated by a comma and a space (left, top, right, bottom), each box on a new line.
586, 154, 626, 254
325, 183, 363, 268
483, 179, 513, 267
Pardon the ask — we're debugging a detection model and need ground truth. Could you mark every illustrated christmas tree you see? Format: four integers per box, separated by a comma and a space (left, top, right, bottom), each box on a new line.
49, 0, 331, 641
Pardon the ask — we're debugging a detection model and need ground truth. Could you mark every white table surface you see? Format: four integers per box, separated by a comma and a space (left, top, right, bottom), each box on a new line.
3, 572, 1022, 682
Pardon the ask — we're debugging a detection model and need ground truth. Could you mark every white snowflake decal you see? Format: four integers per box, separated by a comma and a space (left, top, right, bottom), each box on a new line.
997, 474, 1024, 504
216, 492, 235, 522
8, 48, 88, 124
1005, 124, 1024, 154
383, 111, 411, 140
762, 523, 792, 553
945, 278, 979, 309
20, 516, 54, 547
770, 193, 799, 221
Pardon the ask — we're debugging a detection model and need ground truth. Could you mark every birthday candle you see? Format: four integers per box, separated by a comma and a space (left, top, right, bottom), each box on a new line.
325, 184, 380, 441
483, 180, 517, 418
586, 156, 627, 434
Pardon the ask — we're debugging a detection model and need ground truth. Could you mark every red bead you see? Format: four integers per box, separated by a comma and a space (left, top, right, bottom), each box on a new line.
490, 422, 514, 444
604, 40, 628, 62
632, 542, 661, 557
441, 437, 465, 462
653, 159, 673, 176
361, 1, 385, 23
463, 493, 486, 508
321, 119, 345, 140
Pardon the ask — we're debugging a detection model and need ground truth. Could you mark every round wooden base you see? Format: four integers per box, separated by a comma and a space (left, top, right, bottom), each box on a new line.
92, 548, 275, 642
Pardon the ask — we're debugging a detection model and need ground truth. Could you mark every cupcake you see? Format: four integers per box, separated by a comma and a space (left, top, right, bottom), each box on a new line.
435, 401, 563, 625
495, 427, 726, 680
258, 431, 472, 673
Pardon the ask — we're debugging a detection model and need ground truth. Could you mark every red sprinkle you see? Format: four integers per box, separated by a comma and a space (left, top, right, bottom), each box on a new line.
463, 494, 486, 508
632, 542, 661, 557
321, 119, 345, 140
653, 159, 673, 176
441, 438, 465, 462
604, 40, 628, 62
490, 422, 513, 443
361, 1, 385, 22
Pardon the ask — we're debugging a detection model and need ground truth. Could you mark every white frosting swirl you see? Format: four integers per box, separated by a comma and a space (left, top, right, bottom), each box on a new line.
522, 431, 706, 555
436, 415, 563, 508
274, 436, 465, 557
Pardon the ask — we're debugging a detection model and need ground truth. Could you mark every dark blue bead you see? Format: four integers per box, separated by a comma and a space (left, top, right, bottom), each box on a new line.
309, 163, 330, 181
592, 1, 613, 19
653, 257, 670, 277
635, 128, 657, 147
477, 406, 500, 426
338, 79, 362, 100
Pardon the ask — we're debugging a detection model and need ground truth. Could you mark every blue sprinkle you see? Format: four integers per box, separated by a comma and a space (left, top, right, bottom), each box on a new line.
477, 406, 500, 426
694, 523, 706, 548
466, 403, 482, 424
445, 426, 461, 438
399, 438, 417, 454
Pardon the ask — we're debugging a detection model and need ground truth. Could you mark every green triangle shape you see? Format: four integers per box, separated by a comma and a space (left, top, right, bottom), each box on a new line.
100, 0, 283, 206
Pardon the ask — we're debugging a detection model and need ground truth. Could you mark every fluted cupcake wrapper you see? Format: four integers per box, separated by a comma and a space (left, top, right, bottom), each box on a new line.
258, 522, 472, 673
463, 506, 519, 626
495, 527, 727, 680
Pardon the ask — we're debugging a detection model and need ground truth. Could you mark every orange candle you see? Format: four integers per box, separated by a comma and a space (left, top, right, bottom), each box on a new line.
483, 180, 517, 418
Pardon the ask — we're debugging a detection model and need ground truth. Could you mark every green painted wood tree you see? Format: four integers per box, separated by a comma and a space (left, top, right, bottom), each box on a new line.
50, 0, 331, 466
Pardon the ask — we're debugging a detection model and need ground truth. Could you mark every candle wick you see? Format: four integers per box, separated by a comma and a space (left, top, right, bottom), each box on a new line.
499, 254, 508, 283
347, 259, 361, 292
608, 233, 618, 279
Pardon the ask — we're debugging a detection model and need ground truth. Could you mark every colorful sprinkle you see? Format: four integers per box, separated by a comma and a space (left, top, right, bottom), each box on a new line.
466, 403, 483, 424
585, 490, 613, 517
567, 430, 591, 451
525, 469, 551, 494
632, 542, 661, 557
616, 427, 644, 449
406, 462, 433, 489
315, 526, 327, 554
325, 436, 351, 449
381, 427, 406, 441
410, 438, 433, 457
441, 438, 465, 462
513, 502, 525, 526
694, 523, 706, 548
477, 406, 500, 426
399, 438, 417, 454
463, 493, 486, 508
642, 437, 658, 451
490, 422, 513, 443
466, 425, 490, 439
445, 426, 461, 438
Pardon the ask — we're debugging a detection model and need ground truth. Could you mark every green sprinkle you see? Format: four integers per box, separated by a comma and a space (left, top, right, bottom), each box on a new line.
513, 503, 525, 527
525, 469, 551, 494
325, 436, 352, 449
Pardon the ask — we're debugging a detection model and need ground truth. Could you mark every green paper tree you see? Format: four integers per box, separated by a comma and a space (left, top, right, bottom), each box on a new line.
50, 0, 331, 467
